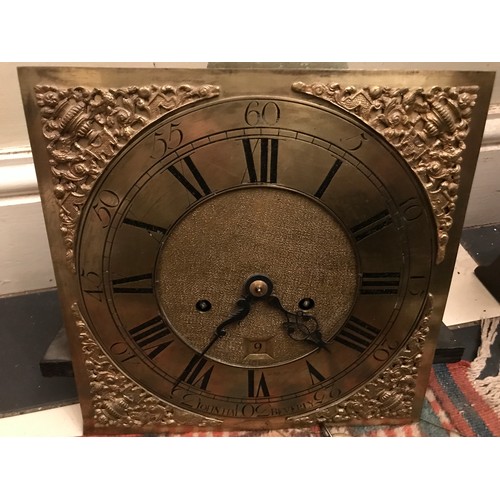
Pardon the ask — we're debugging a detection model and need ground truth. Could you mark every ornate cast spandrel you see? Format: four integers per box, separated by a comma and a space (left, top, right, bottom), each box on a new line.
72, 303, 221, 431
35, 83, 220, 270
288, 294, 433, 426
292, 82, 478, 263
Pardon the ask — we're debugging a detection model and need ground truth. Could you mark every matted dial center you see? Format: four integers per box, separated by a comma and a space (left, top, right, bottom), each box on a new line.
155, 186, 358, 367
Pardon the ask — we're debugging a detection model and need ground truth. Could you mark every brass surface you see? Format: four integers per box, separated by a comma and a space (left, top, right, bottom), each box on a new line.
155, 186, 358, 367
292, 81, 478, 263
289, 294, 433, 426
249, 280, 268, 297
31, 82, 220, 271
17, 66, 494, 434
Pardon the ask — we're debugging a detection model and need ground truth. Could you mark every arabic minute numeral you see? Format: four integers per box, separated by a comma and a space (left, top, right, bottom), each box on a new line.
92, 190, 120, 228
244, 101, 280, 126
150, 122, 184, 159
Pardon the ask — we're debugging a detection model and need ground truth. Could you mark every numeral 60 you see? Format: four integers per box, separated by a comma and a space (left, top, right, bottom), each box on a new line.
244, 101, 280, 126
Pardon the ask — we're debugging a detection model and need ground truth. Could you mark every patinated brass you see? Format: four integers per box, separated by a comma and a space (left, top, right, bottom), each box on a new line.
18, 66, 494, 435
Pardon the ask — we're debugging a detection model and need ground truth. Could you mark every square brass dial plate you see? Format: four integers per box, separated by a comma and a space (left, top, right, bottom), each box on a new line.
18, 66, 494, 435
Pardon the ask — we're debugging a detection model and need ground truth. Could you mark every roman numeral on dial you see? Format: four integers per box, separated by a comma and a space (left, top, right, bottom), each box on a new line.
247, 370, 270, 397
306, 361, 326, 385
167, 156, 211, 200
360, 272, 401, 295
242, 138, 279, 183
128, 315, 173, 360
112, 273, 153, 294
177, 355, 214, 390
314, 159, 343, 198
334, 317, 380, 353
351, 209, 393, 242
122, 218, 167, 235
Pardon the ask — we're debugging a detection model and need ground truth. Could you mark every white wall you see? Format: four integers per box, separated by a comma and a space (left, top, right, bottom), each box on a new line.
1, 62, 499, 296
0, 63, 207, 296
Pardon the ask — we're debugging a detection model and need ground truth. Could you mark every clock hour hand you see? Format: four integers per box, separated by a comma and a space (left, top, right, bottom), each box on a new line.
193, 295, 253, 357
182, 275, 272, 364
214, 296, 252, 337
172, 296, 252, 391
267, 295, 329, 350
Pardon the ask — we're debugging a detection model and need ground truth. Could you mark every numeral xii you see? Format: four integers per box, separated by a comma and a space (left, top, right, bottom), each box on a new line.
242, 138, 278, 183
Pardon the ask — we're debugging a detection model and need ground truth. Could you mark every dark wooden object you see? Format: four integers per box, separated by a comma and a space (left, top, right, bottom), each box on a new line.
475, 255, 500, 303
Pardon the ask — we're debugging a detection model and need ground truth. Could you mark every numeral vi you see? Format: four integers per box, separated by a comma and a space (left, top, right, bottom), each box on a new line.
306, 361, 326, 385
248, 370, 270, 397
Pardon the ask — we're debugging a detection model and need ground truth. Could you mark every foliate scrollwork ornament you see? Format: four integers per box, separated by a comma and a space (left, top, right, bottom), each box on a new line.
35, 83, 220, 270
71, 303, 220, 430
292, 82, 478, 263
289, 294, 433, 426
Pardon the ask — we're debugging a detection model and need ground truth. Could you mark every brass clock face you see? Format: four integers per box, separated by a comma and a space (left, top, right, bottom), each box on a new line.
19, 67, 492, 433
76, 96, 435, 421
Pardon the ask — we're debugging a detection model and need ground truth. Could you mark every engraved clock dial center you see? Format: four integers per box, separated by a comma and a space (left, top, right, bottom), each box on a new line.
155, 185, 358, 367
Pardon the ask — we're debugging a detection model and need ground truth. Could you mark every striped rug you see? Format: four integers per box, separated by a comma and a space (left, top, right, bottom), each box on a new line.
340, 360, 500, 437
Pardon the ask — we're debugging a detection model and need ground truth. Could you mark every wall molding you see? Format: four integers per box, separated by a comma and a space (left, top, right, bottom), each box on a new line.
0, 147, 38, 202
